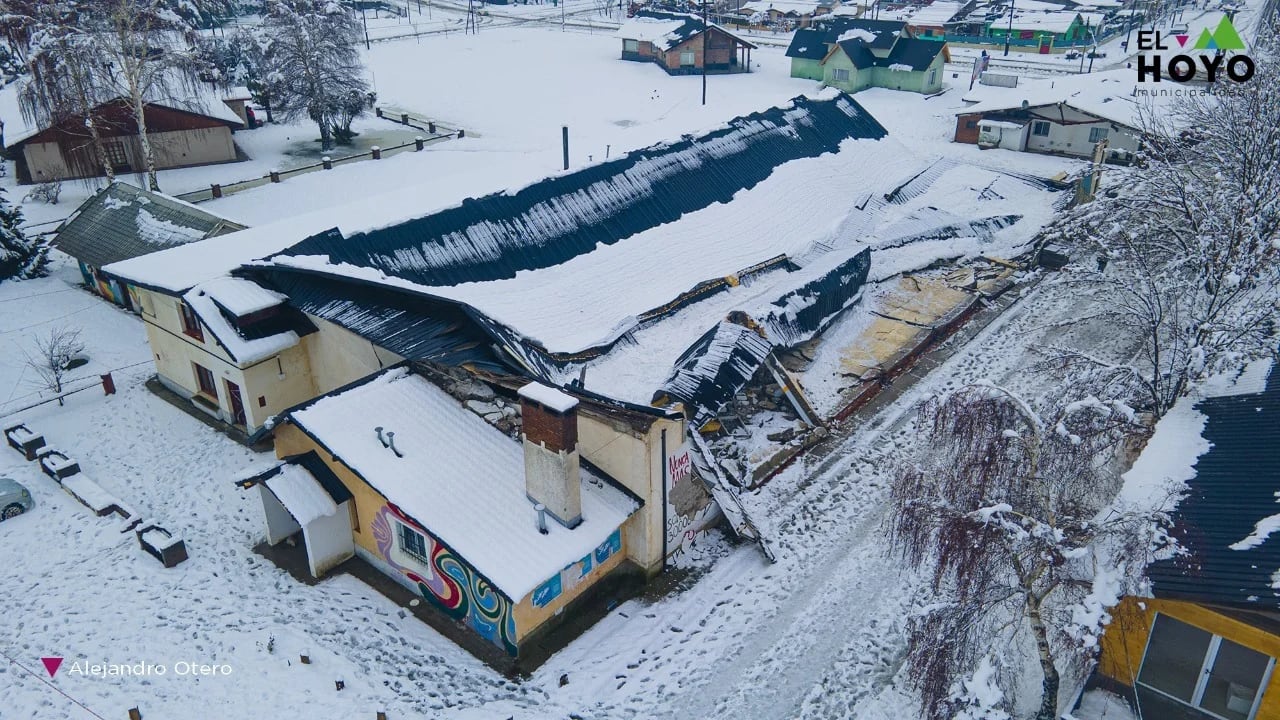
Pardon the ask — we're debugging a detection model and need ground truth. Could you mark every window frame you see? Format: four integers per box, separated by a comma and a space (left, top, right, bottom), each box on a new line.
1088, 126, 1109, 143
1031, 120, 1051, 137
832, 67, 850, 82
397, 521, 429, 564
1135, 611, 1276, 720
623, 38, 638, 52
679, 50, 696, 66
193, 363, 217, 398
179, 302, 204, 341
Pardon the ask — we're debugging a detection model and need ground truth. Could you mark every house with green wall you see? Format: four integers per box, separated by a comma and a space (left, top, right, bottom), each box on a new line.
786, 18, 950, 94
985, 10, 1096, 46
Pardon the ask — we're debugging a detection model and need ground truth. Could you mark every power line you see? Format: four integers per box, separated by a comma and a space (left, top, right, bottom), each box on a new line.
0, 648, 109, 720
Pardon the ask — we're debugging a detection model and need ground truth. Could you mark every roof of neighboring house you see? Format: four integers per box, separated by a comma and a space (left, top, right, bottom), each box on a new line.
616, 10, 756, 51
1147, 363, 1280, 607
280, 367, 641, 601
990, 10, 1083, 33
785, 17, 911, 57
882, 36, 949, 71
53, 182, 245, 270
957, 69, 1145, 129
5, 84, 246, 148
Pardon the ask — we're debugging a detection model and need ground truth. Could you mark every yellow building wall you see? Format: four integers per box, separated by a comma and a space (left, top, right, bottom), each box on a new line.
577, 410, 683, 575
273, 422, 630, 654
301, 317, 404, 394
138, 289, 316, 432
1098, 597, 1280, 718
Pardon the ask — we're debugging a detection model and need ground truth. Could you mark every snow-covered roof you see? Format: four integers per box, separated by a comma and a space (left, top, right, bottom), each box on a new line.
878, 0, 963, 25
183, 283, 301, 365
200, 276, 287, 317
992, 10, 1083, 33
958, 69, 1148, 129
4, 78, 245, 147
616, 10, 753, 51
54, 182, 245, 269
264, 463, 339, 527
519, 382, 579, 413
284, 368, 639, 601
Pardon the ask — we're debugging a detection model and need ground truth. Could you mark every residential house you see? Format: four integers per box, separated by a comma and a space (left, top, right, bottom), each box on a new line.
985, 9, 1100, 51
242, 368, 651, 657
1094, 364, 1280, 720
616, 10, 757, 74
953, 70, 1141, 159
53, 182, 245, 309
3, 93, 246, 184
786, 18, 950, 93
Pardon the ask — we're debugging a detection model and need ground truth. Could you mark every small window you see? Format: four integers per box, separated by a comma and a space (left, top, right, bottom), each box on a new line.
104, 141, 129, 170
623, 38, 638, 52
965, 119, 978, 129
193, 363, 217, 398
1088, 127, 1109, 143
680, 50, 696, 66
179, 302, 203, 341
1032, 121, 1051, 137
398, 522, 429, 563
832, 68, 850, 82
928, 68, 937, 86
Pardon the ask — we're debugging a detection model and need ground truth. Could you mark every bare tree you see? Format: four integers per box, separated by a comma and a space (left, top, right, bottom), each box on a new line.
12, 1, 118, 181
26, 326, 85, 405
1045, 27, 1280, 418
888, 383, 1165, 720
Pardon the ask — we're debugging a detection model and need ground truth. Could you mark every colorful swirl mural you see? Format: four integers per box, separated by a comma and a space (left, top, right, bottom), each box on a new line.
372, 504, 519, 654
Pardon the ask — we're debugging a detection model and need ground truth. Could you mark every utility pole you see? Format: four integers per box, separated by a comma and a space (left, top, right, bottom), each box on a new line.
467, 0, 478, 34
1003, 0, 1015, 55
701, 0, 709, 106
362, 6, 371, 49
1125, 0, 1138, 46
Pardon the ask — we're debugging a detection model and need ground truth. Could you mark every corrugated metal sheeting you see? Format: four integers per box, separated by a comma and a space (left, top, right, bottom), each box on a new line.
1148, 366, 1280, 607
272, 94, 888, 288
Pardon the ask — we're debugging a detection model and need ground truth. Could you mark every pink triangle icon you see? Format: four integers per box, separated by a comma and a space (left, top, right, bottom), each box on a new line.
41, 657, 63, 677
1175, 34, 1190, 47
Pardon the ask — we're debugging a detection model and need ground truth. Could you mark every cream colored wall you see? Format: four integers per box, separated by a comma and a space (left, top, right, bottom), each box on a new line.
301, 317, 404, 394
138, 288, 315, 433
149, 126, 237, 168
576, 410, 682, 576
239, 342, 318, 429
22, 142, 72, 183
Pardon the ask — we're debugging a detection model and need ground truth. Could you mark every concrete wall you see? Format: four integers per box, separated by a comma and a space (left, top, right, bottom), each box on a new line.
259, 485, 301, 545
304, 499, 356, 578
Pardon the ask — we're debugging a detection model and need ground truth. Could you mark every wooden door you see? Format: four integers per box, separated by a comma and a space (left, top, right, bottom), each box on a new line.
225, 380, 247, 427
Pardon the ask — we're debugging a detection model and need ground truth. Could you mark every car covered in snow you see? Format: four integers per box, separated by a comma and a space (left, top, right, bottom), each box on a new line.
0, 478, 34, 520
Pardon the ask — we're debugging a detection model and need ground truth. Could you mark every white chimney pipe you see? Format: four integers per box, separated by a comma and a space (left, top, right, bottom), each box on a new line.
535, 503, 549, 535
386, 431, 403, 458
375, 426, 388, 447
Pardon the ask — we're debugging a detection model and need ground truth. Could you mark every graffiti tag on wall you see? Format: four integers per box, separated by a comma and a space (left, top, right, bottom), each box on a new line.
371, 504, 519, 654
532, 529, 622, 609
666, 442, 718, 558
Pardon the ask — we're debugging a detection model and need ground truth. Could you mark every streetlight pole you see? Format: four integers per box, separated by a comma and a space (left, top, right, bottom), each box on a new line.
1003, 0, 1015, 56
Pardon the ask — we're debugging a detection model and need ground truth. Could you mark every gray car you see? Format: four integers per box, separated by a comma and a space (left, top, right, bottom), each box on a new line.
0, 478, 34, 520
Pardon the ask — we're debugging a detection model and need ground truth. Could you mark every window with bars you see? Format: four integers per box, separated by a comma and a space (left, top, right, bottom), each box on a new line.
398, 522, 429, 564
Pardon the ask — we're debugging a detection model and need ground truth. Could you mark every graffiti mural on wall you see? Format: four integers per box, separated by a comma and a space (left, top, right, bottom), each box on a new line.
371, 504, 519, 654
666, 442, 718, 559
532, 529, 622, 609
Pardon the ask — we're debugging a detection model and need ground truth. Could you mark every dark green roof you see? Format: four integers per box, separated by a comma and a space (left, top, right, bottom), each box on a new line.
53, 182, 246, 270
883, 37, 947, 71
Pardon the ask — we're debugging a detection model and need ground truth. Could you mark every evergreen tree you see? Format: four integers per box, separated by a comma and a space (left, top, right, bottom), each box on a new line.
0, 189, 48, 282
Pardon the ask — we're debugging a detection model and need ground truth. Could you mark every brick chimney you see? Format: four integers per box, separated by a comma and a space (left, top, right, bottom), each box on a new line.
518, 382, 582, 529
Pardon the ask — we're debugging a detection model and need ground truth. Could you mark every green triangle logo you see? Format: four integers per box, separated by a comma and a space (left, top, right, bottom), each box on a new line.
1194, 16, 1247, 50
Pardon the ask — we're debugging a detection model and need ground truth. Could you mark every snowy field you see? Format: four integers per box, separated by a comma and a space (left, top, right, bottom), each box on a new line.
0, 18, 1173, 720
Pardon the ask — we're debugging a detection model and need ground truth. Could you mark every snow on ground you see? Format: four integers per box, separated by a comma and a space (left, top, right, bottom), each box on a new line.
0, 15, 1195, 720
